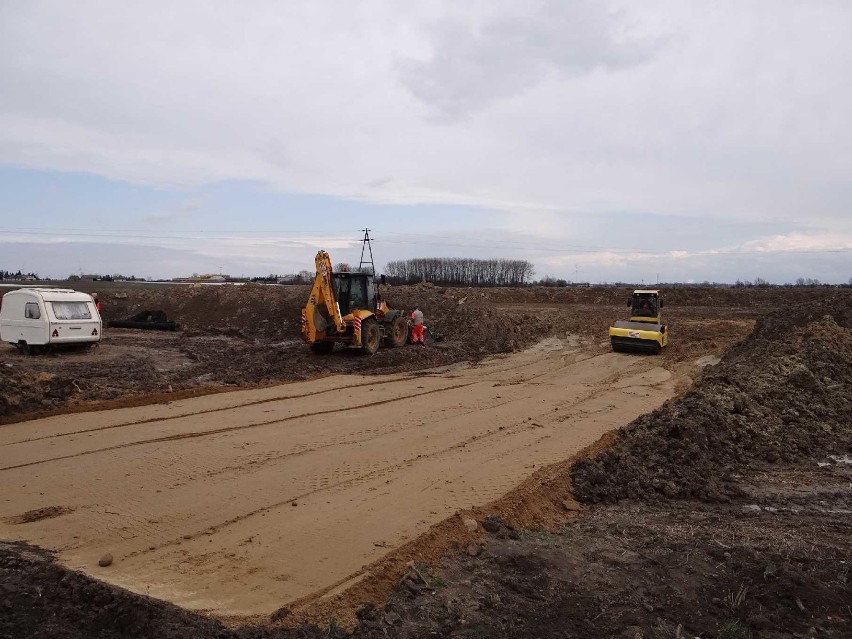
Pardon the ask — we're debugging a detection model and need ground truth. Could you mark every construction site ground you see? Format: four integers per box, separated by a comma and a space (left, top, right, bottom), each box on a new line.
1, 284, 849, 638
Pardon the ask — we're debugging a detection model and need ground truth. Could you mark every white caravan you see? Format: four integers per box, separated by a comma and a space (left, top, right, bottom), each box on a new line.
0, 288, 102, 354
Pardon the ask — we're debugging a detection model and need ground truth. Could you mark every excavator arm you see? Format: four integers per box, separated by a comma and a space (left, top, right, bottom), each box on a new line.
301, 251, 346, 342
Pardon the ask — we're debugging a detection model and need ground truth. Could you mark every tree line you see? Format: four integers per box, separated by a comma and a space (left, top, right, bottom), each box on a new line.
384, 258, 535, 287
0, 270, 40, 280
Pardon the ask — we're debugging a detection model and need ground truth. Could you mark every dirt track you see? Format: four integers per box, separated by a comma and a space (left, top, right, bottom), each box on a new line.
0, 335, 687, 618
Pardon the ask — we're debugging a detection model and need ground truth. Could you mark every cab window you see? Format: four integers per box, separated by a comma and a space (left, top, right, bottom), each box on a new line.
632, 296, 657, 317
24, 302, 41, 319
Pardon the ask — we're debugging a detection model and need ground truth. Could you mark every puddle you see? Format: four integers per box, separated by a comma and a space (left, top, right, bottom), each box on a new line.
742, 503, 851, 516
694, 355, 721, 368
817, 454, 852, 468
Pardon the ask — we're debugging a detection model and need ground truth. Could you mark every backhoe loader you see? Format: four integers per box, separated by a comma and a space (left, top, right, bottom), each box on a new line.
300, 251, 408, 355
608, 289, 668, 354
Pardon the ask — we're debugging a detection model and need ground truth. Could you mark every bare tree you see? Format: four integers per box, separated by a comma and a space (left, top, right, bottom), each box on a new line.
385, 258, 535, 287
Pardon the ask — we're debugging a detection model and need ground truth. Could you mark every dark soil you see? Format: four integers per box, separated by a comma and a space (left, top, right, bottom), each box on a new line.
0, 365, 77, 417
0, 283, 534, 420
341, 294, 850, 638
3, 506, 75, 525
349, 468, 851, 638
0, 541, 338, 639
571, 293, 852, 503
1, 283, 824, 421
1, 288, 850, 638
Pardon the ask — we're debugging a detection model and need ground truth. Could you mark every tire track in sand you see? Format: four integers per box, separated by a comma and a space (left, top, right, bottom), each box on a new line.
0, 381, 474, 473
0, 375, 424, 446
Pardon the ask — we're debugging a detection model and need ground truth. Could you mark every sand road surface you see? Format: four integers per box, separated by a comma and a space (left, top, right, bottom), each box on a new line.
1, 337, 682, 618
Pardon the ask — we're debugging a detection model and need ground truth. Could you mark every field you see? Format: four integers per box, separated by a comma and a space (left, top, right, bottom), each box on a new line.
0, 283, 849, 638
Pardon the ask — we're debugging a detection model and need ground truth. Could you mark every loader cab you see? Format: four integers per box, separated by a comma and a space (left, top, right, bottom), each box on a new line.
628, 290, 663, 323
332, 273, 377, 316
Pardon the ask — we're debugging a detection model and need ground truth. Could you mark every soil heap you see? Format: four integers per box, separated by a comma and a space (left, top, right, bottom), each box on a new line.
2, 293, 850, 638
571, 294, 852, 502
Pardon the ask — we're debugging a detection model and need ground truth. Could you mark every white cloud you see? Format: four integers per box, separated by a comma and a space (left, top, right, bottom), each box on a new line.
396, 0, 660, 120
738, 233, 852, 254
1, 1, 851, 282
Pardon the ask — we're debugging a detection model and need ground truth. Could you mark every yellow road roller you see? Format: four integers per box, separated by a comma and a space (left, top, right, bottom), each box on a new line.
609, 289, 668, 354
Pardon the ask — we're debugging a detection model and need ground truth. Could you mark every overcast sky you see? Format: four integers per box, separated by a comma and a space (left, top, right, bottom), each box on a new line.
1, 1, 850, 283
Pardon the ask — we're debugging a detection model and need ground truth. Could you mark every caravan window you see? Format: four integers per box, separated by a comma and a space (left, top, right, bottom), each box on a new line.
51, 301, 92, 320
24, 302, 41, 319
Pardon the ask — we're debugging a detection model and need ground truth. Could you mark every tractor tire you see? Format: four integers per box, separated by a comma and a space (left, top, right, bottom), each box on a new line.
310, 341, 335, 355
360, 318, 381, 355
384, 315, 408, 348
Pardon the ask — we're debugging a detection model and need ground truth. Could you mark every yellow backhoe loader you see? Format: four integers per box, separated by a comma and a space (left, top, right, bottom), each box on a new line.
608, 289, 668, 354
300, 251, 408, 355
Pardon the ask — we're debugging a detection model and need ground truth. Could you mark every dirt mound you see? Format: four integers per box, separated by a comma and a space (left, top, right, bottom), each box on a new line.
99, 283, 523, 356
381, 284, 523, 354
572, 294, 852, 503
484, 284, 847, 309
348, 487, 851, 638
1, 283, 534, 421
164, 286, 524, 387
0, 365, 77, 418
4, 290, 849, 638
99, 285, 309, 340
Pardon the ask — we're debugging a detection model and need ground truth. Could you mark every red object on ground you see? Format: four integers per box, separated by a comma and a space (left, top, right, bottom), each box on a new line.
412, 324, 424, 344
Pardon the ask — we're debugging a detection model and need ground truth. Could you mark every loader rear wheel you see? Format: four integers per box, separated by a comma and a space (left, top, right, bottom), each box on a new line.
384, 316, 408, 348
360, 318, 381, 355
310, 341, 335, 355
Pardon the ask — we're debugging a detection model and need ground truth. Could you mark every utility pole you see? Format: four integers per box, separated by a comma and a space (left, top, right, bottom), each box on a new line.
359, 228, 375, 275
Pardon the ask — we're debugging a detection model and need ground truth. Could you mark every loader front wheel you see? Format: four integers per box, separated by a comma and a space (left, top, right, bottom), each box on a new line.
310, 341, 335, 355
384, 315, 408, 348
360, 318, 381, 355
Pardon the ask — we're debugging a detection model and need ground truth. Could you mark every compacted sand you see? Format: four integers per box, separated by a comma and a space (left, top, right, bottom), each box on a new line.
0, 336, 682, 617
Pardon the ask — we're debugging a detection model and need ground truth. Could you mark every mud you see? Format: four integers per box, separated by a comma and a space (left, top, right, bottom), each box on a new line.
1, 286, 850, 638
3, 506, 75, 525
0, 283, 798, 422
0, 541, 329, 639
0, 283, 533, 421
349, 470, 851, 638
571, 293, 852, 503
0, 365, 77, 418
0, 336, 688, 619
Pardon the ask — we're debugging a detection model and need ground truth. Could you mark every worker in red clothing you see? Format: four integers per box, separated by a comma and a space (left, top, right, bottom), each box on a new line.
92, 292, 102, 313
411, 306, 425, 344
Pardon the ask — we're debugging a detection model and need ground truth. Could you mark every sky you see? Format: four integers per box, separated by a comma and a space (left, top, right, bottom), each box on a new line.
1, 1, 850, 284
